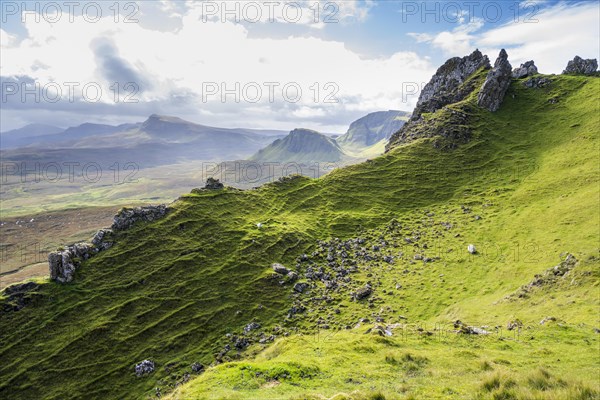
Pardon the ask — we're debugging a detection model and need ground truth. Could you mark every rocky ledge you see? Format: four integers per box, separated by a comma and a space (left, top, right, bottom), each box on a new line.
48, 204, 168, 283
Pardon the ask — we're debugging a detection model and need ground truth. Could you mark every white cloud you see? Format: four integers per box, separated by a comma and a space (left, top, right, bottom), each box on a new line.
0, 29, 17, 47
408, 17, 485, 57
1, 1, 431, 132
477, 2, 600, 73
408, 2, 600, 73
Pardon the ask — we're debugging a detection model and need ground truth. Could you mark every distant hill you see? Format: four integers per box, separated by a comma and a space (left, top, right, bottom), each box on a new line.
250, 128, 345, 162
0, 124, 64, 148
336, 110, 410, 151
0, 115, 287, 166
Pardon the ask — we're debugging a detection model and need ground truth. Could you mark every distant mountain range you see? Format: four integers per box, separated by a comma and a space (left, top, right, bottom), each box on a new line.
1, 111, 410, 167
0, 115, 287, 167
251, 110, 411, 163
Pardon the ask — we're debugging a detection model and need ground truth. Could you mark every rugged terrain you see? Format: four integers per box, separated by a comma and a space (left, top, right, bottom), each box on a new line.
0, 51, 598, 400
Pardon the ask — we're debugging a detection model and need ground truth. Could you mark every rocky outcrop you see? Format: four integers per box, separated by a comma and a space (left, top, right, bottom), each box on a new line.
413, 49, 491, 118
386, 50, 490, 151
49, 205, 167, 283
506, 253, 578, 300
49, 243, 97, 283
91, 229, 113, 250
204, 177, 224, 190
478, 49, 513, 112
512, 61, 538, 78
112, 205, 168, 231
563, 56, 598, 75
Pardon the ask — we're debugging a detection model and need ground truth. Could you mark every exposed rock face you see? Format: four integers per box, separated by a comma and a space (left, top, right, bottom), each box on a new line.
413, 49, 491, 118
112, 205, 168, 231
204, 177, 224, 190
563, 56, 598, 75
49, 206, 167, 283
512, 61, 538, 78
386, 50, 490, 151
478, 49, 513, 112
49, 243, 97, 283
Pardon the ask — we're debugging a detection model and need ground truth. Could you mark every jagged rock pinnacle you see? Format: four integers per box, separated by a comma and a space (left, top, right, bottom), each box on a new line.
477, 49, 512, 112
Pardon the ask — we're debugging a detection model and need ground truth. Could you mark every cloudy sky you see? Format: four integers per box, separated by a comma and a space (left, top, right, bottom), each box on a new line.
1, 0, 599, 133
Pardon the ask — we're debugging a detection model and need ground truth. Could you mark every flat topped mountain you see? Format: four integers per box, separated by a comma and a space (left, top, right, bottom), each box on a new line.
337, 110, 410, 149
250, 128, 345, 162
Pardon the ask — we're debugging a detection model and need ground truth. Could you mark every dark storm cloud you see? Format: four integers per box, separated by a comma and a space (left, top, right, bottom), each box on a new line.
91, 38, 152, 93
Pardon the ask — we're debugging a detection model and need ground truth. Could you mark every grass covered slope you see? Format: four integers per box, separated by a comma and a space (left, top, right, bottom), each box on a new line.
0, 74, 598, 400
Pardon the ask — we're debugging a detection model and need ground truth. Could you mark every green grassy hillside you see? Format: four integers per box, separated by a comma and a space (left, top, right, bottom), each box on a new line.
0, 74, 598, 400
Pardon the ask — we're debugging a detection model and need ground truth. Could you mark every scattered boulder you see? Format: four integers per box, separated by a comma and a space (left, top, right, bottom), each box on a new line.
286, 271, 299, 282
234, 336, 250, 349
135, 360, 155, 377
191, 362, 204, 373
512, 61, 538, 78
244, 322, 261, 333
478, 49, 513, 112
272, 263, 289, 275
563, 56, 598, 75
204, 177, 224, 190
293, 282, 309, 293
354, 285, 372, 300
454, 320, 489, 335
540, 316, 557, 325
112, 205, 168, 231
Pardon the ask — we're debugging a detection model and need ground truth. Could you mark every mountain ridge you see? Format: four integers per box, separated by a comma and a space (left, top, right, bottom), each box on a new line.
0, 51, 598, 400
